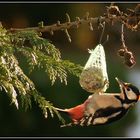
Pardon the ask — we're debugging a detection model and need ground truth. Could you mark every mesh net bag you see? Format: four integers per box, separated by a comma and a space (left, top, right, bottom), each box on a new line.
79, 44, 109, 93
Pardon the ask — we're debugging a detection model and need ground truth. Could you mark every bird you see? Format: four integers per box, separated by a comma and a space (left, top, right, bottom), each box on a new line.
54, 77, 140, 127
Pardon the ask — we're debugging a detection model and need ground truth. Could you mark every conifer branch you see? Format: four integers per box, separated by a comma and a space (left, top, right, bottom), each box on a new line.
0, 3, 139, 126
9, 16, 106, 33
8, 4, 140, 35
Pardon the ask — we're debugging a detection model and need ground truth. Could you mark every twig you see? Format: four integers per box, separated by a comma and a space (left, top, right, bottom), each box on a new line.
66, 13, 71, 23
8, 10, 140, 36
64, 29, 71, 42
118, 23, 136, 68
7, 3, 140, 34
121, 24, 127, 51
9, 16, 104, 32
9, 15, 123, 33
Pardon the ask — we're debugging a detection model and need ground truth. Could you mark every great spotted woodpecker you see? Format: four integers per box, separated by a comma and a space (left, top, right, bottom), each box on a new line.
54, 77, 140, 127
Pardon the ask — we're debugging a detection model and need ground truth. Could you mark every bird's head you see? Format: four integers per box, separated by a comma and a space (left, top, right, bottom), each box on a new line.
115, 77, 140, 101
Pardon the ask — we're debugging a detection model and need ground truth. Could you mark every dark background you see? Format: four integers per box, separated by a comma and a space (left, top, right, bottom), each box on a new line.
0, 2, 140, 137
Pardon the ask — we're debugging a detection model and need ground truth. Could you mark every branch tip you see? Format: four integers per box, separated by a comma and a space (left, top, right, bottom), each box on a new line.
66, 13, 71, 23
57, 20, 61, 26
84, 12, 90, 20
89, 22, 93, 31
76, 17, 81, 22
50, 29, 54, 35
64, 29, 71, 42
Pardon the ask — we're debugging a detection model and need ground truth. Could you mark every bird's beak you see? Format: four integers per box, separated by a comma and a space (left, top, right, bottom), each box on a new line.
138, 95, 140, 100
115, 77, 126, 89
115, 77, 140, 101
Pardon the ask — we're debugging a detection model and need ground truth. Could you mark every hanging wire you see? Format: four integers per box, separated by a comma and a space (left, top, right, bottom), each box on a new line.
99, 22, 106, 44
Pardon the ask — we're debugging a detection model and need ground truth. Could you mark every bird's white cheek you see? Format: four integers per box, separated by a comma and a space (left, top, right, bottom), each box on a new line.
126, 90, 137, 100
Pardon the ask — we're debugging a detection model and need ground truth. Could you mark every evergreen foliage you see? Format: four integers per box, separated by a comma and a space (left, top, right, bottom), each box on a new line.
0, 24, 83, 124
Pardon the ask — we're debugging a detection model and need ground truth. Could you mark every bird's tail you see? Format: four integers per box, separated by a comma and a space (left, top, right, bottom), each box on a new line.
53, 107, 67, 112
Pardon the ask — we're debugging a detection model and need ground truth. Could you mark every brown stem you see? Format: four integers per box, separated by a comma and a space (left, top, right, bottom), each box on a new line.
8, 15, 124, 33
121, 24, 127, 51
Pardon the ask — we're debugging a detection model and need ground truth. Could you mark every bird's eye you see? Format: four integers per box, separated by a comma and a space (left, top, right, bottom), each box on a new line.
127, 87, 131, 91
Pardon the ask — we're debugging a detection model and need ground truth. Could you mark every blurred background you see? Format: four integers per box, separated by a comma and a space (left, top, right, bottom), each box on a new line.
0, 2, 140, 137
